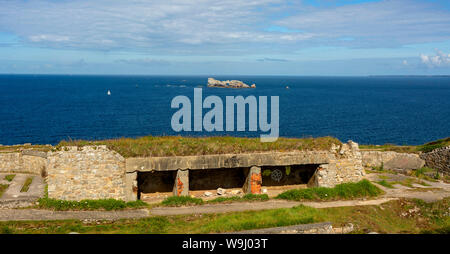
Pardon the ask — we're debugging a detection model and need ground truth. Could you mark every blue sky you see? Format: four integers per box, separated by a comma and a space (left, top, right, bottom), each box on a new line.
1, 0, 450, 75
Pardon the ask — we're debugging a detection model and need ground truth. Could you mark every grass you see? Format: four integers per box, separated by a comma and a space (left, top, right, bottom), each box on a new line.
412, 167, 440, 182
1, 198, 448, 234
377, 180, 395, 188
360, 137, 450, 154
20, 177, 33, 192
371, 163, 385, 172
0, 144, 52, 153
56, 136, 341, 157
160, 194, 270, 206
4, 174, 15, 182
161, 196, 204, 206
0, 184, 8, 198
418, 137, 450, 153
359, 144, 418, 153
207, 194, 269, 204
35, 198, 148, 211
276, 180, 383, 201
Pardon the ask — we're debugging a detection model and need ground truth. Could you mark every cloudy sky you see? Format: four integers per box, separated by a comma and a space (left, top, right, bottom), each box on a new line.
1, 0, 450, 75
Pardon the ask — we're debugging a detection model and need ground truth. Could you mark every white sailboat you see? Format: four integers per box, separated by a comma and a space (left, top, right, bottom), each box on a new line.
107, 90, 111, 96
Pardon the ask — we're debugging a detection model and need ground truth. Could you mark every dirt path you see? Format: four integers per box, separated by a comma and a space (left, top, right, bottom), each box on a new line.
0, 208, 149, 221
149, 198, 398, 216
0, 172, 448, 221
366, 173, 450, 202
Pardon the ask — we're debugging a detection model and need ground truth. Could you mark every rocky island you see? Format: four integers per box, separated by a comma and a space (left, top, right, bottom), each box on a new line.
207, 78, 256, 88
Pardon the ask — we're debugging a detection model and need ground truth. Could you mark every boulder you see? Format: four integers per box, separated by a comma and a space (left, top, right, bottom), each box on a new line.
207, 78, 255, 89
383, 154, 425, 172
217, 188, 226, 195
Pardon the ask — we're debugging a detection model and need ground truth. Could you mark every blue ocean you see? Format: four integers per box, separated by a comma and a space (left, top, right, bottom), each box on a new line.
0, 74, 449, 146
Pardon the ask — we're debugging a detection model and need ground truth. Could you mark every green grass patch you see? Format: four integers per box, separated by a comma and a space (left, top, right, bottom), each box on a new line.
2, 198, 448, 234
276, 180, 383, 201
0, 184, 8, 198
4, 175, 15, 182
414, 167, 435, 177
417, 181, 431, 187
0, 144, 52, 153
161, 196, 204, 206
208, 194, 269, 204
418, 137, 450, 153
413, 167, 440, 182
371, 163, 385, 172
360, 137, 450, 154
20, 177, 33, 192
36, 198, 148, 211
56, 136, 341, 157
377, 180, 395, 189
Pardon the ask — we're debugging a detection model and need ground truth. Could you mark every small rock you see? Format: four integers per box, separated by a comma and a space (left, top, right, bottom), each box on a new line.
68, 232, 80, 234
368, 232, 379, 234
217, 188, 226, 195
204, 191, 213, 197
230, 190, 241, 195
262, 188, 268, 194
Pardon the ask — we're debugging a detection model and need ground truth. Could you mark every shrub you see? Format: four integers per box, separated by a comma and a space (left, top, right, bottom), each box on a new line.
36, 198, 147, 211
276, 180, 382, 201
4, 175, 15, 182
208, 194, 269, 204
161, 196, 204, 206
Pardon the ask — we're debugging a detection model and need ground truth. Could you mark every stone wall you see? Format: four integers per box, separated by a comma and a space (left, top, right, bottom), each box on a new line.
47, 146, 126, 201
309, 141, 365, 188
0, 151, 46, 175
419, 146, 450, 175
361, 150, 424, 172
1, 142, 369, 201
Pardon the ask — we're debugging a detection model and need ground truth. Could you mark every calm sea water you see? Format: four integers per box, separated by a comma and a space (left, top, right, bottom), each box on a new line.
0, 74, 449, 146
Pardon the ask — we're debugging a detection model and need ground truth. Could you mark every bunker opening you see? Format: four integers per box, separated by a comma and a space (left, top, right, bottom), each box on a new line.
261, 164, 319, 186
137, 171, 176, 195
189, 167, 247, 191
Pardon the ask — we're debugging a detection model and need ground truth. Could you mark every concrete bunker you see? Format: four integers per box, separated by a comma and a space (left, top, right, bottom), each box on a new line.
135, 164, 320, 200
261, 164, 319, 187
125, 143, 365, 201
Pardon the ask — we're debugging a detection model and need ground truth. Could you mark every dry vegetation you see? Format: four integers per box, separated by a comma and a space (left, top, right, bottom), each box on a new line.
56, 136, 341, 157
360, 137, 450, 153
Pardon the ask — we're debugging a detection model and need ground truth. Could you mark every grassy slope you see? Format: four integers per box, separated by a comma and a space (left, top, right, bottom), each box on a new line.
1, 198, 448, 234
276, 180, 383, 201
2, 136, 448, 157
360, 137, 450, 153
56, 136, 341, 157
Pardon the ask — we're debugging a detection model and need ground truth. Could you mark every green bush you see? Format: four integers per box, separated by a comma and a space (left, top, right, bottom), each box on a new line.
418, 137, 450, 153
36, 198, 147, 211
161, 196, 204, 206
208, 194, 269, 204
377, 180, 395, 188
276, 180, 382, 201
4, 175, 15, 182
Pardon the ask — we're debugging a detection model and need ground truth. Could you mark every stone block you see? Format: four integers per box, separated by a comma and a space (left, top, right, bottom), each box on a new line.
173, 169, 189, 196
243, 166, 261, 194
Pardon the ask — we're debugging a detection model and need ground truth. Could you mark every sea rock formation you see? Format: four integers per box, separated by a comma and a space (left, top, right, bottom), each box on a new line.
207, 78, 255, 88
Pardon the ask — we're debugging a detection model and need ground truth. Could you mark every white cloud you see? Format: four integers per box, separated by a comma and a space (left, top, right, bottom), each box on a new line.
0, 0, 308, 53
0, 0, 449, 55
29, 34, 70, 42
420, 50, 450, 67
277, 0, 450, 47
